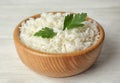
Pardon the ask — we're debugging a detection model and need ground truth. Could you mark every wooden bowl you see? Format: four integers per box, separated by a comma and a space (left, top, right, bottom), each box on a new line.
13, 12, 105, 77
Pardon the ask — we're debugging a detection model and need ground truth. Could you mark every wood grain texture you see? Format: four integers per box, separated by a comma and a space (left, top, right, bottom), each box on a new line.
13, 13, 105, 77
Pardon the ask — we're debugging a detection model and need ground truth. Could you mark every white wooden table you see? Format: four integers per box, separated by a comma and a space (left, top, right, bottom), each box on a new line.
0, 0, 120, 83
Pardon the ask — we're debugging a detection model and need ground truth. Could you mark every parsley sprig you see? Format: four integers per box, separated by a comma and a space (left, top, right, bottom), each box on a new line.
34, 13, 87, 38
63, 13, 87, 30
34, 27, 57, 38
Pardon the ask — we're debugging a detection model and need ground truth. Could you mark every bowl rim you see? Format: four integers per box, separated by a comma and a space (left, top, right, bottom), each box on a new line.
14, 12, 105, 57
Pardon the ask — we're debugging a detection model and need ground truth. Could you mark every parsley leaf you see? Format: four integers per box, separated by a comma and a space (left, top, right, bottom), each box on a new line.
34, 27, 57, 38
63, 13, 87, 30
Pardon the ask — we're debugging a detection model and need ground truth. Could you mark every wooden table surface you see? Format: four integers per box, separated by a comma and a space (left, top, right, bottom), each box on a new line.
0, 0, 120, 83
